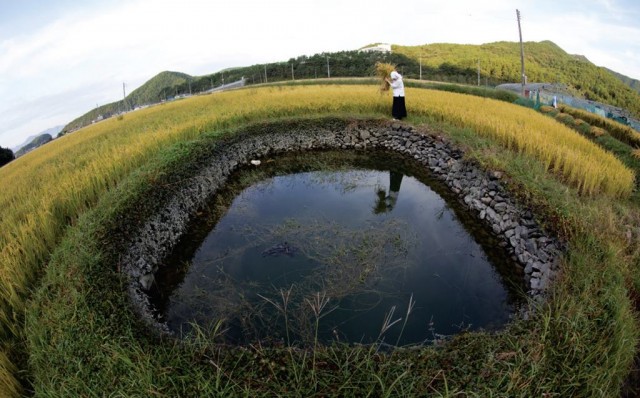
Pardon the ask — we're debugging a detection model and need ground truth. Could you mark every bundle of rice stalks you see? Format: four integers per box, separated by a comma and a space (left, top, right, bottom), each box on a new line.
632, 148, 640, 160
375, 62, 396, 93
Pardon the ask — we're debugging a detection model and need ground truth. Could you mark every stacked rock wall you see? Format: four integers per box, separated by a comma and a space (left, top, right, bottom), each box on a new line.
120, 121, 563, 332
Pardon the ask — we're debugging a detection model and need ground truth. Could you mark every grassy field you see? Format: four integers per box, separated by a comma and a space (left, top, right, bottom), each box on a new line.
1, 84, 639, 396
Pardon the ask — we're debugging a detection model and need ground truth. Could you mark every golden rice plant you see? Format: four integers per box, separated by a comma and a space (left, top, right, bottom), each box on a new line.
0, 84, 635, 394
374, 62, 395, 93
559, 104, 640, 147
590, 126, 608, 137
574, 118, 586, 126
406, 87, 634, 197
633, 148, 640, 160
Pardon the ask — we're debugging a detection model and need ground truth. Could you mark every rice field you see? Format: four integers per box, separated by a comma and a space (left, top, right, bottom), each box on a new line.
0, 84, 637, 395
558, 104, 640, 148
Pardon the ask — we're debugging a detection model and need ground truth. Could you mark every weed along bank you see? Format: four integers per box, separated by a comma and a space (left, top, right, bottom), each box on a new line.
120, 119, 563, 341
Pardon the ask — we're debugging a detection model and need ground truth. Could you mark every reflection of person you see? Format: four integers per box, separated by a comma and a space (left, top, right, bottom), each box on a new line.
373, 171, 404, 214
385, 69, 407, 120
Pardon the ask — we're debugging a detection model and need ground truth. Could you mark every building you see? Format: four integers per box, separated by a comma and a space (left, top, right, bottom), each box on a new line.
359, 43, 392, 53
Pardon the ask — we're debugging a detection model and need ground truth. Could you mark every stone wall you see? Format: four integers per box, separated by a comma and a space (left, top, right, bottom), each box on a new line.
120, 120, 563, 333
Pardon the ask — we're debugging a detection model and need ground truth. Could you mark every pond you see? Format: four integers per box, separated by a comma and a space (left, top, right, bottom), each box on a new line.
149, 150, 524, 347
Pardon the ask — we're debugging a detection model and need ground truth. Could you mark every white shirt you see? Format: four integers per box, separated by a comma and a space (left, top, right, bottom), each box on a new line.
389, 71, 405, 97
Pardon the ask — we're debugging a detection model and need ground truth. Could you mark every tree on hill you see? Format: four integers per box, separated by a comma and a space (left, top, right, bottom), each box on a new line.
0, 146, 15, 167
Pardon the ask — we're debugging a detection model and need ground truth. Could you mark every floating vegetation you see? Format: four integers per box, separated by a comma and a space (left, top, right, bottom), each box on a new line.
156, 152, 522, 347
169, 217, 417, 345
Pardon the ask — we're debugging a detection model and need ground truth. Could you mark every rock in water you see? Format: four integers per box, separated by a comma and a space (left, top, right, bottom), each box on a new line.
262, 241, 299, 257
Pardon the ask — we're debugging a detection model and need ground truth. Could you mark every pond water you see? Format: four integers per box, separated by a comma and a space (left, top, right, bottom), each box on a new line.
150, 151, 524, 346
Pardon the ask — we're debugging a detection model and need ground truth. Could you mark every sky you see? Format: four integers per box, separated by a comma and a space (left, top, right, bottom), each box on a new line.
1, 0, 639, 149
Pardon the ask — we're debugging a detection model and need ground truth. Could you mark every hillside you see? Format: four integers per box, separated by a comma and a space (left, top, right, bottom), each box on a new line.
15, 133, 52, 157
393, 41, 640, 117
12, 125, 63, 152
127, 70, 192, 105
63, 71, 193, 132
63, 41, 640, 134
605, 67, 640, 94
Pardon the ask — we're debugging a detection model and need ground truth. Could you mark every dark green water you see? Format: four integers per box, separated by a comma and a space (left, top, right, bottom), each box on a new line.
152, 151, 524, 346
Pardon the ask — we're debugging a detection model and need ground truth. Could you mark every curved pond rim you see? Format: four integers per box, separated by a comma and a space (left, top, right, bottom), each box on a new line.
109, 117, 563, 343
149, 149, 528, 345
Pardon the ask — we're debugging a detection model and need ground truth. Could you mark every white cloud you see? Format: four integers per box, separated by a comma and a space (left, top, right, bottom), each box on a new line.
527, 10, 640, 78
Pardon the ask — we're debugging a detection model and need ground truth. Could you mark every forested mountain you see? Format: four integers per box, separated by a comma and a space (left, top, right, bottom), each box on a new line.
605, 68, 640, 94
393, 41, 640, 116
127, 71, 192, 105
62, 41, 640, 134
63, 71, 193, 132
15, 134, 52, 157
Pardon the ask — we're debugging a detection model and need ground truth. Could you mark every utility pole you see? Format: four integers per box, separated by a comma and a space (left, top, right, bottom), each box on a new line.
326, 55, 330, 78
264, 64, 268, 83
516, 9, 526, 96
477, 59, 480, 86
188, 78, 192, 95
122, 82, 128, 112
291, 62, 295, 80
419, 56, 422, 80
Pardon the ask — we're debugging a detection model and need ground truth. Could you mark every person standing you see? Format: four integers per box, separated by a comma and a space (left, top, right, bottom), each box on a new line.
386, 69, 407, 120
